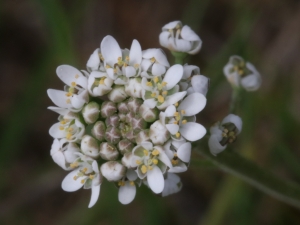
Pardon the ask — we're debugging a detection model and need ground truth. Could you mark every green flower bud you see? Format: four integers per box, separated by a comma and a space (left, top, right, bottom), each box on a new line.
81, 135, 99, 158
105, 126, 121, 144
127, 97, 143, 114
136, 129, 150, 144
91, 121, 106, 141
107, 85, 128, 103
100, 161, 126, 182
139, 104, 158, 122
118, 139, 134, 154
101, 101, 117, 118
99, 142, 119, 160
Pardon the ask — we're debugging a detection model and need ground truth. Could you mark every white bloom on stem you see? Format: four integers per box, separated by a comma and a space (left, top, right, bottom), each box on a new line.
223, 55, 261, 91
142, 64, 186, 110
180, 64, 209, 96
159, 21, 202, 55
47, 65, 89, 112
131, 142, 172, 194
141, 48, 170, 77
208, 114, 242, 156
61, 159, 102, 208
118, 169, 138, 205
101, 161, 126, 182
87, 71, 114, 97
160, 92, 207, 141
162, 172, 182, 197
101, 35, 142, 82
50, 139, 80, 170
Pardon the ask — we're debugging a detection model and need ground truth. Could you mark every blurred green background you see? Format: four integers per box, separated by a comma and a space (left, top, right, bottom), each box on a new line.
1, 0, 300, 224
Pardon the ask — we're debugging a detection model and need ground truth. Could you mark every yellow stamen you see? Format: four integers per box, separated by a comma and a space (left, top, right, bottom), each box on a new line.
173, 121, 178, 124
66, 132, 72, 140
82, 168, 88, 173
68, 87, 74, 93
136, 160, 142, 165
73, 176, 78, 180
113, 68, 117, 73
75, 74, 79, 79
151, 92, 157, 97
141, 165, 147, 174
181, 110, 186, 115
182, 120, 187, 124
99, 77, 105, 85
106, 65, 111, 69
143, 149, 149, 156
66, 99, 71, 104
161, 82, 167, 87
134, 63, 139, 68
118, 180, 125, 186
162, 91, 168, 96
146, 82, 153, 87
174, 102, 179, 107
60, 120, 67, 124
71, 82, 76, 87
125, 56, 130, 62
152, 159, 158, 165
89, 175, 94, 180
153, 76, 159, 83
80, 179, 85, 184
148, 166, 153, 170
123, 63, 128, 67
65, 92, 72, 97
238, 69, 244, 75
68, 127, 73, 132
172, 159, 179, 165
59, 126, 64, 130
152, 149, 159, 156
150, 57, 156, 63
175, 132, 181, 138
70, 162, 78, 168
174, 112, 179, 117
157, 95, 164, 103
130, 181, 135, 186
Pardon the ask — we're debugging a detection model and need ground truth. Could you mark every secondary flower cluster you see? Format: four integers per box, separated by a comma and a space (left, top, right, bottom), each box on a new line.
48, 33, 209, 207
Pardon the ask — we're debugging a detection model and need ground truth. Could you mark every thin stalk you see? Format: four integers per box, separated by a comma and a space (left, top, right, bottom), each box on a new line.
229, 87, 241, 114
194, 145, 300, 210
172, 52, 187, 65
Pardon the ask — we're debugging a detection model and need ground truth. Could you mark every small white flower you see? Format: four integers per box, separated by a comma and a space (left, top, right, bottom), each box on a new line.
162, 172, 182, 197
159, 21, 202, 55
117, 169, 138, 205
101, 161, 126, 181
223, 55, 261, 91
132, 142, 172, 193
160, 92, 207, 141
208, 114, 242, 156
149, 120, 170, 145
87, 71, 114, 97
50, 139, 80, 170
86, 48, 105, 72
61, 159, 102, 208
142, 64, 186, 110
141, 48, 170, 77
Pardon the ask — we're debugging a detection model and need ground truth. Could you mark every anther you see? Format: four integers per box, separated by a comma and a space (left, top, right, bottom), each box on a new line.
71, 82, 76, 87
66, 99, 71, 104
157, 95, 164, 103
175, 132, 181, 138
75, 74, 79, 79
141, 165, 148, 174
181, 120, 187, 124
146, 82, 153, 87
152, 159, 158, 165
181, 110, 186, 115
152, 149, 159, 156
143, 149, 149, 156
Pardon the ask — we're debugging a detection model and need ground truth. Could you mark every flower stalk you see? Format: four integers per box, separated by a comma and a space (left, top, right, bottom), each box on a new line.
195, 144, 300, 210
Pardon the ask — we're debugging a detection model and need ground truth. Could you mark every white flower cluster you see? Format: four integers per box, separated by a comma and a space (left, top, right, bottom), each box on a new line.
48, 34, 208, 207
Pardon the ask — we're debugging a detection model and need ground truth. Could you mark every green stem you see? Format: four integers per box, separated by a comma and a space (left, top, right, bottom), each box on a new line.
194, 145, 300, 210
171, 51, 187, 65
229, 87, 241, 114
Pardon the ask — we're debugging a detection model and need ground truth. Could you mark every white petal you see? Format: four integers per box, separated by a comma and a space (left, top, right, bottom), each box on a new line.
221, 114, 243, 134
143, 99, 157, 109
191, 75, 209, 96
180, 122, 206, 141
168, 162, 187, 173
52, 151, 67, 170
159, 31, 170, 48
49, 123, 65, 139
177, 142, 191, 163
129, 40, 142, 65
126, 169, 138, 181
118, 182, 136, 205
163, 65, 183, 90
140, 141, 153, 151
147, 166, 164, 194
181, 25, 200, 41
125, 66, 136, 77
152, 63, 166, 76
141, 59, 152, 71
47, 89, 69, 108
162, 21, 181, 30
208, 134, 227, 156
165, 105, 176, 117
87, 48, 100, 71
183, 65, 200, 79
61, 169, 84, 192
157, 91, 186, 110
56, 65, 87, 89
47, 106, 69, 115
101, 35, 122, 66
175, 39, 192, 52
178, 92, 206, 116
166, 124, 179, 135
241, 73, 261, 91
142, 49, 156, 59
158, 150, 173, 168
88, 184, 101, 208
162, 173, 182, 197
154, 49, 170, 67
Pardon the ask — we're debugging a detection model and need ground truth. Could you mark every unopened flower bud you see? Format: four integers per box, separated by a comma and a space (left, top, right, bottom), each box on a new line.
82, 102, 100, 124
121, 152, 135, 168
127, 97, 143, 114
149, 121, 170, 145
101, 101, 117, 118
139, 104, 158, 122
118, 139, 134, 154
105, 114, 120, 127
117, 102, 129, 114
99, 142, 119, 160
91, 121, 106, 141
105, 126, 121, 144
81, 135, 100, 158
101, 161, 126, 181
124, 78, 143, 98
107, 85, 128, 103
136, 129, 150, 144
